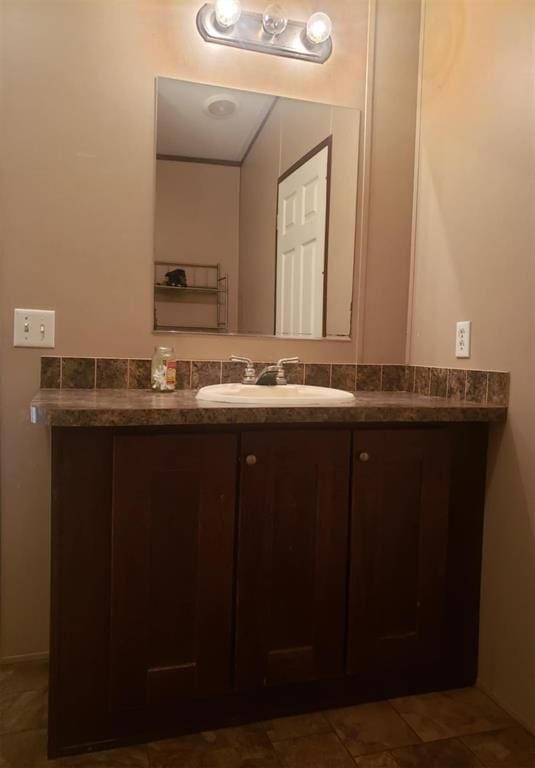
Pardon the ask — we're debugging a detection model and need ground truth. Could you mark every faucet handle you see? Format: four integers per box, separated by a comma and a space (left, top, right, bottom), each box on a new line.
275, 356, 300, 385
276, 357, 300, 367
229, 355, 256, 384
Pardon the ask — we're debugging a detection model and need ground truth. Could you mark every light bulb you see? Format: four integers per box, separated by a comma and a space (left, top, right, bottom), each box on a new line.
305, 11, 332, 45
262, 4, 288, 36
214, 0, 242, 29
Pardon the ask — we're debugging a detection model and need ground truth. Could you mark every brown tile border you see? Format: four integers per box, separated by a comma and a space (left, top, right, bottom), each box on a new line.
466, 370, 488, 404
356, 365, 382, 392
304, 363, 331, 387
61, 357, 95, 389
382, 365, 412, 393
128, 359, 151, 390
39, 357, 510, 406
191, 361, 222, 388
96, 358, 128, 389
331, 364, 356, 392
413, 366, 430, 396
285, 362, 305, 385
447, 368, 467, 401
430, 367, 448, 398
40, 357, 61, 389
175, 360, 192, 390
487, 371, 510, 406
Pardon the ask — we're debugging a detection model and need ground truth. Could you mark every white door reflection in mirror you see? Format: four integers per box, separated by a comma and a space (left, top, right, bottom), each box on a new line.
276, 143, 329, 338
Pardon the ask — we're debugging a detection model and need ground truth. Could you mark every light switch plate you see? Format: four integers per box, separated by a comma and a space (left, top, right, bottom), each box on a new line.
13, 308, 55, 348
456, 320, 471, 358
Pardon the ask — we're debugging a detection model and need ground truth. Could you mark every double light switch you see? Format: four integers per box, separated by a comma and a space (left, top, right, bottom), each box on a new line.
13, 308, 55, 348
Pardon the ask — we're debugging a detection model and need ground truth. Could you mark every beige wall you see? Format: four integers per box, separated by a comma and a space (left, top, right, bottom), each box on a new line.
409, 0, 535, 731
0, 0, 421, 659
154, 160, 240, 331
238, 106, 280, 335
328, 108, 361, 337
0, 0, 370, 660
239, 99, 359, 337
359, 0, 421, 362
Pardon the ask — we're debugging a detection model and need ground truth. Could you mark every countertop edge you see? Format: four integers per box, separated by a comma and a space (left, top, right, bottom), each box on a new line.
30, 398, 508, 428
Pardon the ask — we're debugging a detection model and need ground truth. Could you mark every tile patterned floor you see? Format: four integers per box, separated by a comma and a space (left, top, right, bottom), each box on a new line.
1, 661, 534, 767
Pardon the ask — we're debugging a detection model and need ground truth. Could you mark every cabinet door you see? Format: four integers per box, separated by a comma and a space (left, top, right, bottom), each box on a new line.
235, 430, 350, 690
348, 428, 451, 675
110, 433, 237, 711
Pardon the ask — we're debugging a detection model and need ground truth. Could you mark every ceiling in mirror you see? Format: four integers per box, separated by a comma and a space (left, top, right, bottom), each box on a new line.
153, 77, 360, 340
157, 79, 276, 162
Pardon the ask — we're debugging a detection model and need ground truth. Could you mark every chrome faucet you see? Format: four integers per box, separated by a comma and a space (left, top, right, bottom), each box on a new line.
230, 355, 301, 385
255, 357, 300, 386
229, 355, 257, 384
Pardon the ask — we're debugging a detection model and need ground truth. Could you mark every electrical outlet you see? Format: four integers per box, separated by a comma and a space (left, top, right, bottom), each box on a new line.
13, 308, 55, 348
456, 320, 471, 358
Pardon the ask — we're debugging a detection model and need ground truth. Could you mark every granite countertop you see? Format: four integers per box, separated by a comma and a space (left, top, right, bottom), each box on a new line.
30, 388, 507, 428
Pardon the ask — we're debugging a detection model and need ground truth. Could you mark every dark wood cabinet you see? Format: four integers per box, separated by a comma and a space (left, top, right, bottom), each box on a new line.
235, 430, 350, 690
110, 434, 237, 710
49, 422, 488, 757
347, 428, 451, 675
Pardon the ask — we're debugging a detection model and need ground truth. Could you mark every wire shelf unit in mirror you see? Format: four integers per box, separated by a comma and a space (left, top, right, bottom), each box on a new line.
154, 261, 228, 332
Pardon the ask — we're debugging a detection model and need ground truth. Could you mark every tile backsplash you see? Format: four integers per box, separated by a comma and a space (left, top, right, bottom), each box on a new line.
40, 357, 510, 406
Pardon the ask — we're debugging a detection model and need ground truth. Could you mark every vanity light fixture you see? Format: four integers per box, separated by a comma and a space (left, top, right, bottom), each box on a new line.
214, 0, 242, 29
306, 11, 333, 45
262, 4, 288, 37
197, 3, 333, 64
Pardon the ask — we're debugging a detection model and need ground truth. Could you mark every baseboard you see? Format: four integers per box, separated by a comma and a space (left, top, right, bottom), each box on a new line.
477, 680, 535, 736
0, 651, 49, 665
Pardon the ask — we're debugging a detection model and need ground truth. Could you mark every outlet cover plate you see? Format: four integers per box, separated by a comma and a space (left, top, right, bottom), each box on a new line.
456, 320, 471, 358
13, 308, 56, 348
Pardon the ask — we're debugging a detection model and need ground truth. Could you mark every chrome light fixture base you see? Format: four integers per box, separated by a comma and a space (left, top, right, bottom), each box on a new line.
196, 3, 333, 64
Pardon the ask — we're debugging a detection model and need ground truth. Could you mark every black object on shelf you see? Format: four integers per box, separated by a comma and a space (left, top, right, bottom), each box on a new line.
165, 268, 187, 287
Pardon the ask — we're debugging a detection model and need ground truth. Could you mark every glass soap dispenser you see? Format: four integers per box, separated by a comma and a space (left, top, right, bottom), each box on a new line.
151, 346, 177, 392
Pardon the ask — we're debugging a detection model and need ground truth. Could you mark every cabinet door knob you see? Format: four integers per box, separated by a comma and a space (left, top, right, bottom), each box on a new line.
245, 454, 257, 466
359, 451, 370, 462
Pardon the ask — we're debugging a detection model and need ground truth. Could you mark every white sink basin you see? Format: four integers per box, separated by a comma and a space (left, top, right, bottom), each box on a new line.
196, 383, 356, 406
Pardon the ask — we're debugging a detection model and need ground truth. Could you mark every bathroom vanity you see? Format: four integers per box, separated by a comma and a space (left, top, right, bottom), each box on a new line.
31, 389, 506, 757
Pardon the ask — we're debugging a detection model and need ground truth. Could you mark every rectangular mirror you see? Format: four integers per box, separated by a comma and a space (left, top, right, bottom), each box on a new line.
153, 77, 360, 339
